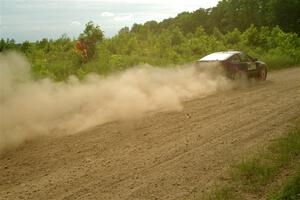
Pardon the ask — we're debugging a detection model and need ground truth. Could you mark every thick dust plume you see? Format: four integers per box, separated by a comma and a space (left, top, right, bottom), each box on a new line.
0, 52, 232, 152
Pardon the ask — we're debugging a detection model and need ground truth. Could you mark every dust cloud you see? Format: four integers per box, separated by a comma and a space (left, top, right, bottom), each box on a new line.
0, 52, 232, 152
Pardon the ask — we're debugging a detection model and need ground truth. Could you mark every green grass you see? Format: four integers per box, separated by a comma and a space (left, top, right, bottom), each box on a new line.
201, 125, 300, 199
233, 158, 275, 192
232, 127, 300, 192
268, 169, 300, 200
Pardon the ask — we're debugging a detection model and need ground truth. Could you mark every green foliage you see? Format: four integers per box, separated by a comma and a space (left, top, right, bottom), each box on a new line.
270, 0, 300, 34
261, 50, 297, 70
1, 0, 300, 82
3, 24, 299, 81
225, 28, 242, 45
0, 38, 17, 52
20, 41, 32, 54
80, 21, 104, 59
210, 0, 300, 34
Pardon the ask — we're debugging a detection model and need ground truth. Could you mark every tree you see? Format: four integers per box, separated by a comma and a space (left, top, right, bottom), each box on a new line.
270, 0, 300, 34
0, 39, 6, 52
118, 27, 130, 35
21, 41, 31, 53
225, 28, 242, 45
79, 21, 104, 59
170, 27, 185, 46
0, 38, 16, 52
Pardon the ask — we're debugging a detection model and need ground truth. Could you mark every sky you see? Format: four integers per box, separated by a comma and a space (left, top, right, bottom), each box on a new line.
0, 0, 220, 43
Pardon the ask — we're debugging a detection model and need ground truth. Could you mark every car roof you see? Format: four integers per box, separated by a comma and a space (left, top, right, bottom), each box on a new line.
198, 51, 241, 61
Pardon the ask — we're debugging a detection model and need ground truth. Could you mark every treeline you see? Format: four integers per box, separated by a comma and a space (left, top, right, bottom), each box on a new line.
154, 0, 300, 35
0, 0, 299, 81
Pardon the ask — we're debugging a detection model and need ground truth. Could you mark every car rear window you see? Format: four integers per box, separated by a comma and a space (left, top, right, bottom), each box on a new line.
239, 53, 253, 62
228, 55, 240, 63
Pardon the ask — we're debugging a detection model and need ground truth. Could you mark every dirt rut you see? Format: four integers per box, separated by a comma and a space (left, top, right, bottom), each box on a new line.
1, 67, 300, 200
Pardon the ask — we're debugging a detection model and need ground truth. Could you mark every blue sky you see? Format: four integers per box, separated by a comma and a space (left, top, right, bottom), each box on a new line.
0, 0, 220, 42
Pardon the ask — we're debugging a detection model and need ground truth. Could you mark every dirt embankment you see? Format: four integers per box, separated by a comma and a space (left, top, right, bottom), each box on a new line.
1, 67, 300, 200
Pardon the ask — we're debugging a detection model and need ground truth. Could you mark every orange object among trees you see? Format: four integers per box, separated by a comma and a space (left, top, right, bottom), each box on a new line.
75, 39, 88, 62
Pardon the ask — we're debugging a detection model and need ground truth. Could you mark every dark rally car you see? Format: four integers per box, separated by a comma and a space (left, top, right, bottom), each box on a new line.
197, 51, 267, 80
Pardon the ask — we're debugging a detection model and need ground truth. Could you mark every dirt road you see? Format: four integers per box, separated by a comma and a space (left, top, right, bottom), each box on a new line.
1, 67, 300, 200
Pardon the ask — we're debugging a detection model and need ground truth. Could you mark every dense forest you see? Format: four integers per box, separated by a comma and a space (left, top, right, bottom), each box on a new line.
1, 0, 299, 81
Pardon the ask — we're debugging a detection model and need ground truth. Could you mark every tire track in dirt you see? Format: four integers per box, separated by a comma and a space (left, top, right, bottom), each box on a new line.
0, 67, 300, 200
124, 81, 300, 200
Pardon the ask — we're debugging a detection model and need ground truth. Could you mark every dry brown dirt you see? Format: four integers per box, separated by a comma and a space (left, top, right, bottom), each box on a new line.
1, 67, 300, 200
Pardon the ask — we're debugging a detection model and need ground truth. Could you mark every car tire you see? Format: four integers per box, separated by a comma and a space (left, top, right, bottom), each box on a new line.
258, 66, 267, 81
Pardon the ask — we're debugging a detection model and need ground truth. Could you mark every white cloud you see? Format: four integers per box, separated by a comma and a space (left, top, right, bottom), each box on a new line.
101, 12, 115, 17
113, 14, 133, 21
70, 21, 82, 26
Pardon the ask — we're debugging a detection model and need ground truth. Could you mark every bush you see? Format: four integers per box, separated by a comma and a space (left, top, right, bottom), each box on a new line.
261, 49, 297, 70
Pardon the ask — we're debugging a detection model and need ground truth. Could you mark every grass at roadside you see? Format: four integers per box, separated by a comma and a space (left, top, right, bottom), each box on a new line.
201, 125, 300, 200
268, 169, 300, 200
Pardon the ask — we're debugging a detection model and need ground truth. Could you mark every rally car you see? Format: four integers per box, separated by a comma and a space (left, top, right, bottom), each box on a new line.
197, 51, 267, 80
